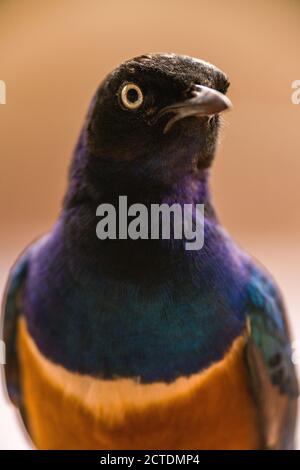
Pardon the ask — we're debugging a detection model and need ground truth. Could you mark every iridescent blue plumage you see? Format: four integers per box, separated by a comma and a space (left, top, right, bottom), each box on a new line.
21, 210, 248, 383
2, 53, 298, 449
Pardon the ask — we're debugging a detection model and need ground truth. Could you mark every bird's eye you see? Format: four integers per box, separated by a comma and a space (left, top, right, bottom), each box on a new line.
120, 83, 143, 110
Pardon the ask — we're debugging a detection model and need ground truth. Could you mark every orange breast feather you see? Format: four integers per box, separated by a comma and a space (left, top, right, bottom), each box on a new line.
18, 318, 261, 449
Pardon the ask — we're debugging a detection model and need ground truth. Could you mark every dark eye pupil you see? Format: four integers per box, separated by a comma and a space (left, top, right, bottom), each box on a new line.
127, 88, 139, 103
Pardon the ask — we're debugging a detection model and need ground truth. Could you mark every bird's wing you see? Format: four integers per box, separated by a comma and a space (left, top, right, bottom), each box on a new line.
245, 268, 299, 449
1, 250, 30, 427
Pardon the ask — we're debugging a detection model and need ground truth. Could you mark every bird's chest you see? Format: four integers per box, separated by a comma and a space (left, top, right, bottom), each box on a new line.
25, 282, 245, 383
18, 318, 261, 450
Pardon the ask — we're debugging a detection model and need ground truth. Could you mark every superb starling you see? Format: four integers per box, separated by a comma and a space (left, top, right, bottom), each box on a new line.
2, 53, 298, 450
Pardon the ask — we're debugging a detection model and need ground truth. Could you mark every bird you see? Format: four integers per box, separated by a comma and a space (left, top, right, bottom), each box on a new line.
1, 53, 298, 450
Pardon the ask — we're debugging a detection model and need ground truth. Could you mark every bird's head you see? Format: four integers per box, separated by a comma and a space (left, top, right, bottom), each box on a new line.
64, 54, 231, 278
69, 53, 231, 202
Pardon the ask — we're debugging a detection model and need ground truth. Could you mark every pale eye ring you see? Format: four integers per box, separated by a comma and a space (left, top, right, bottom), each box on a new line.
120, 83, 143, 110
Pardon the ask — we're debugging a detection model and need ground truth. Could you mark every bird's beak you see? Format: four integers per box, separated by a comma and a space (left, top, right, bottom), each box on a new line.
155, 84, 232, 133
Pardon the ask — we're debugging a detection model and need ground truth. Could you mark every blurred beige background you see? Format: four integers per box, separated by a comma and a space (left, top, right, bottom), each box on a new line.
0, 0, 299, 449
